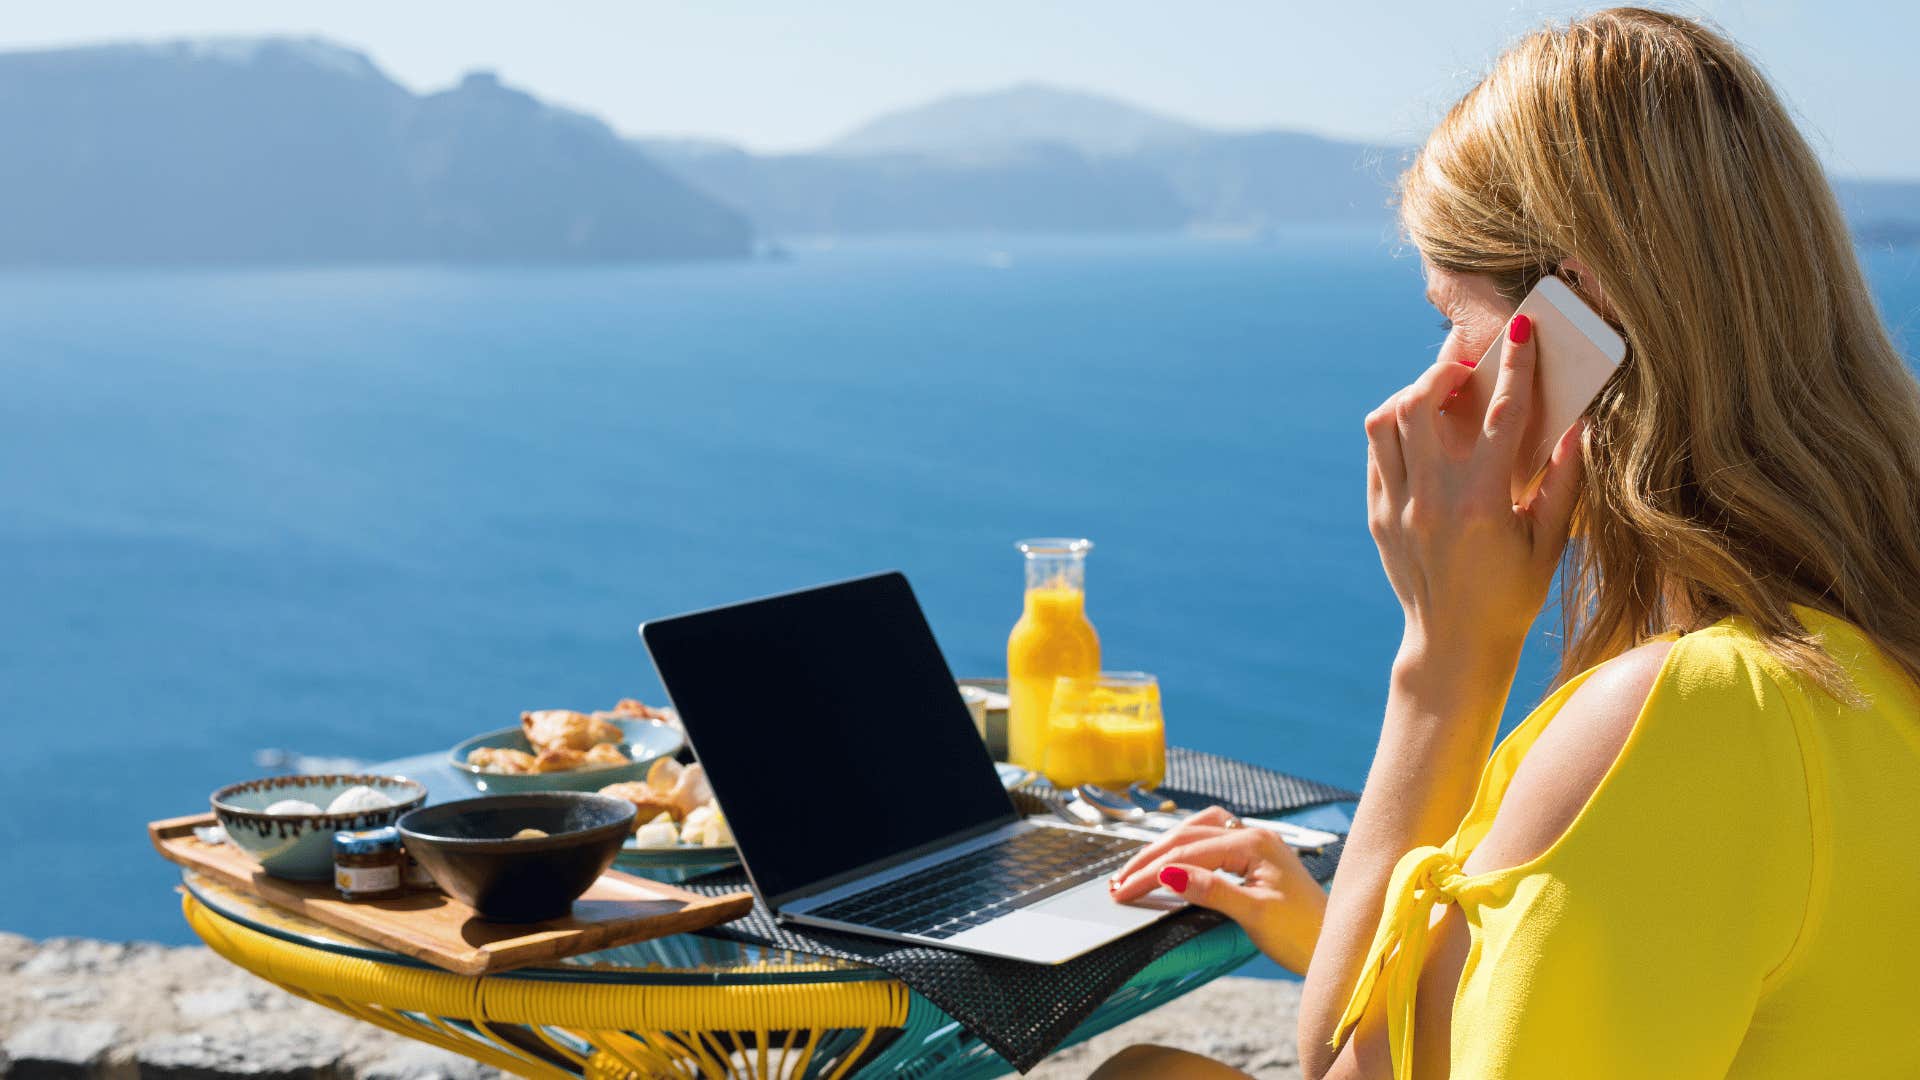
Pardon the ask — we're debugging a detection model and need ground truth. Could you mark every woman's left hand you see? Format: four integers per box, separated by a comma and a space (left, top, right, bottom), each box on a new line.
1365, 314, 1585, 663
1108, 807, 1327, 973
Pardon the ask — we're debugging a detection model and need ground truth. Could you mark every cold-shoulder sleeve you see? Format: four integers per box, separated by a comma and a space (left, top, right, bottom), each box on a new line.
1334, 627, 1816, 1079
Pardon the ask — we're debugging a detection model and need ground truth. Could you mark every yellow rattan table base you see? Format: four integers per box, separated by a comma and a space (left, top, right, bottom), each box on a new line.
185, 892, 908, 1079
183, 878, 1258, 1079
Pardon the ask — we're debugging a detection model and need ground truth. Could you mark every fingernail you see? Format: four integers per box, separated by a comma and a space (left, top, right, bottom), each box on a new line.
1509, 314, 1532, 345
1159, 866, 1190, 893
1107, 875, 1119, 891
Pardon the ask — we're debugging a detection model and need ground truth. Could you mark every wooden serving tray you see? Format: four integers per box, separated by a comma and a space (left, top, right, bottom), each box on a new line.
150, 813, 754, 975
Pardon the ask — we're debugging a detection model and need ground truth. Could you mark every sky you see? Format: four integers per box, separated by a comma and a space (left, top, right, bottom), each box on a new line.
2, 1, 1914, 177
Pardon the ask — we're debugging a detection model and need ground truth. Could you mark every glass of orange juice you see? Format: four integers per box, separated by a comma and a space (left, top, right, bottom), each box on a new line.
1040, 671, 1166, 790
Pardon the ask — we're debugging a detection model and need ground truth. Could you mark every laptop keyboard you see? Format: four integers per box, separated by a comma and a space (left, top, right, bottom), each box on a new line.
808, 827, 1144, 940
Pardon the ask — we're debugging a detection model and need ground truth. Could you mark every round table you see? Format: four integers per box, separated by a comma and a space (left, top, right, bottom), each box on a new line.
179, 868, 1261, 1079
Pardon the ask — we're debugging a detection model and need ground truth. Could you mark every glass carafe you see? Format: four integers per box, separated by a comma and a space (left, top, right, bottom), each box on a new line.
1006, 538, 1101, 771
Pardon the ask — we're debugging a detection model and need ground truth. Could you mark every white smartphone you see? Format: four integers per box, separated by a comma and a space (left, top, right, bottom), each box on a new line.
1454, 275, 1627, 504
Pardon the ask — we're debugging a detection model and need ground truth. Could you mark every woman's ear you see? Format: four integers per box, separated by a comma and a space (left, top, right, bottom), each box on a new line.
1557, 258, 1611, 316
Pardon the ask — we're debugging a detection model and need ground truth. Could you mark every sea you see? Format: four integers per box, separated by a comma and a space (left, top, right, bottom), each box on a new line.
4, 229, 1918, 946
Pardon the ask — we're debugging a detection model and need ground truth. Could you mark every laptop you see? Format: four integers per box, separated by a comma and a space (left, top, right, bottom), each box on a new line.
639, 571, 1184, 964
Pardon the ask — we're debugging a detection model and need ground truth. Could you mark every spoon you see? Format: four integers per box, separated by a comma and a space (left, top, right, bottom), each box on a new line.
1125, 783, 1181, 814
1076, 784, 1185, 829
1078, 784, 1338, 853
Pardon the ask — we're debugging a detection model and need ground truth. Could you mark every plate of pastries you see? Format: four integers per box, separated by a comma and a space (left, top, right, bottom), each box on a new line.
599, 756, 740, 870
449, 699, 685, 794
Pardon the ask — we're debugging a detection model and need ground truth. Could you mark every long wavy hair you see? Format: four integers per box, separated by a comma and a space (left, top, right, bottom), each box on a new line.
1399, 7, 1920, 696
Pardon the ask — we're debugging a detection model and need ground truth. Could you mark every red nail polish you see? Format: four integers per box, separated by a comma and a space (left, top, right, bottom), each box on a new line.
1509, 314, 1532, 345
1159, 866, 1189, 893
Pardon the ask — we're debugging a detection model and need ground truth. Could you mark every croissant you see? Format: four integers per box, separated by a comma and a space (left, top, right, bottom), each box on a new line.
521, 709, 623, 755
598, 781, 679, 825
467, 747, 538, 775
583, 742, 629, 766
532, 746, 587, 773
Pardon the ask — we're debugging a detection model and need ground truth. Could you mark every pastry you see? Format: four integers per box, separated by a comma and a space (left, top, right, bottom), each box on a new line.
467, 747, 538, 775
521, 709, 623, 755
598, 781, 678, 823
603, 698, 670, 721
583, 742, 629, 767
646, 756, 683, 791
666, 762, 713, 819
533, 746, 588, 773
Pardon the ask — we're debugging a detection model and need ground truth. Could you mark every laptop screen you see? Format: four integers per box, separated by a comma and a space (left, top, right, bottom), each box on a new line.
641, 572, 1019, 904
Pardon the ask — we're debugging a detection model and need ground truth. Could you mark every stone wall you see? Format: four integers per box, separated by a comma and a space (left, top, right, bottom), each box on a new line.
0, 933, 1302, 1079
0, 934, 494, 1080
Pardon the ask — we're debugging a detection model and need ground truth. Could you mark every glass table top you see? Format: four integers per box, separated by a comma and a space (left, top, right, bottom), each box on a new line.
184, 870, 885, 984
193, 747, 1353, 984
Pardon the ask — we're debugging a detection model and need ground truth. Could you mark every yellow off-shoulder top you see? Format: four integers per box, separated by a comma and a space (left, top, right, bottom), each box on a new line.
1334, 605, 1920, 1077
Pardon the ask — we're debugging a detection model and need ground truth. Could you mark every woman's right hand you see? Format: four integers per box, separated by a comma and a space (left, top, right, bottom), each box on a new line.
1107, 807, 1328, 973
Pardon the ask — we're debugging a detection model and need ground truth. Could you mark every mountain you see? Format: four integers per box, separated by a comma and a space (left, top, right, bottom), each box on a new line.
637, 139, 1191, 235
3, 46, 1911, 261
828, 82, 1203, 158
0, 39, 751, 266
646, 85, 1920, 242
1134, 130, 1406, 226
641, 88, 1400, 237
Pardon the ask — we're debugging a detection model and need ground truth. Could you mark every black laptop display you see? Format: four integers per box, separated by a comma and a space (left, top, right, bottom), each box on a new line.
640, 572, 1019, 907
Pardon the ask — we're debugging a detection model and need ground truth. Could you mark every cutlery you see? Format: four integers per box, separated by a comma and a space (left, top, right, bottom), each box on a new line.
1013, 769, 1113, 831
1079, 784, 1339, 853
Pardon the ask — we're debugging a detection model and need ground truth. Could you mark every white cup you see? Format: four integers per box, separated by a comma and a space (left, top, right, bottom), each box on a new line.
958, 684, 991, 739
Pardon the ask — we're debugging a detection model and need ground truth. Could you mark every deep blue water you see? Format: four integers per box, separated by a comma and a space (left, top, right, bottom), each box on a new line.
4, 230, 1918, 945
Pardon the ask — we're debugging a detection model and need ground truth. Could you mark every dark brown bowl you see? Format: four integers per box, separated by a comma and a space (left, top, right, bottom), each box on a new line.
397, 793, 636, 922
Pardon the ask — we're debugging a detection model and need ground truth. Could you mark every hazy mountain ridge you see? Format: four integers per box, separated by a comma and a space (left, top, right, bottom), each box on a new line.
644, 84, 1919, 241
1, 43, 1912, 263
0, 39, 751, 265
636, 138, 1192, 236
828, 82, 1205, 158
639, 85, 1407, 236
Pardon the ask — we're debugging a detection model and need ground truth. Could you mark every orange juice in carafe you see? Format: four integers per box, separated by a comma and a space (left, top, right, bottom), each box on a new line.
1006, 538, 1100, 771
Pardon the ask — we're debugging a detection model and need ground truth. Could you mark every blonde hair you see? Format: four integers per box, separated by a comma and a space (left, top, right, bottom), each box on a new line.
1400, 7, 1920, 696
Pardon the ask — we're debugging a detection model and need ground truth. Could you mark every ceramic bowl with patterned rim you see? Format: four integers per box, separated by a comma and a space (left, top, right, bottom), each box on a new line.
211, 774, 428, 881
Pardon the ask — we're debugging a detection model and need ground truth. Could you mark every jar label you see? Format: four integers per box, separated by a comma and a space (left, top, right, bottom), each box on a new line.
336, 864, 401, 894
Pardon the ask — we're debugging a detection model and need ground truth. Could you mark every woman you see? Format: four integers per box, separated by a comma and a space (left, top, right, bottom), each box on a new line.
1099, 8, 1920, 1078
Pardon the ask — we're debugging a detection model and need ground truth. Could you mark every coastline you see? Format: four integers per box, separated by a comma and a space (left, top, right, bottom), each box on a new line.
0, 931, 1301, 1078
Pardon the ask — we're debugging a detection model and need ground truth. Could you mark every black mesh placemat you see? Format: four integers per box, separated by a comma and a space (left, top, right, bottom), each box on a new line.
682, 750, 1356, 1072
1017, 745, 1360, 818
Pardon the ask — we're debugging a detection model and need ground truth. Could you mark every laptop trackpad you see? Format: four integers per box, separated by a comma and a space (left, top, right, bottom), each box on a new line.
941, 882, 1184, 964
1027, 881, 1186, 925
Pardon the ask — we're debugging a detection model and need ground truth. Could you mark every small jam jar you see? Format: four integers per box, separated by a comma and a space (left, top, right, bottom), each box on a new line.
333, 827, 406, 901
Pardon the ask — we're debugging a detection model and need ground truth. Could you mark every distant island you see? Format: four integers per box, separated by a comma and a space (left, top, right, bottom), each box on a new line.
0, 39, 1914, 266
641, 83, 1920, 243
634, 85, 1405, 237
0, 39, 752, 265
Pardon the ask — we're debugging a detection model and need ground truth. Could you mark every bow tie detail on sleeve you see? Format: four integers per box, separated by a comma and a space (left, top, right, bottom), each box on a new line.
1331, 845, 1476, 1080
